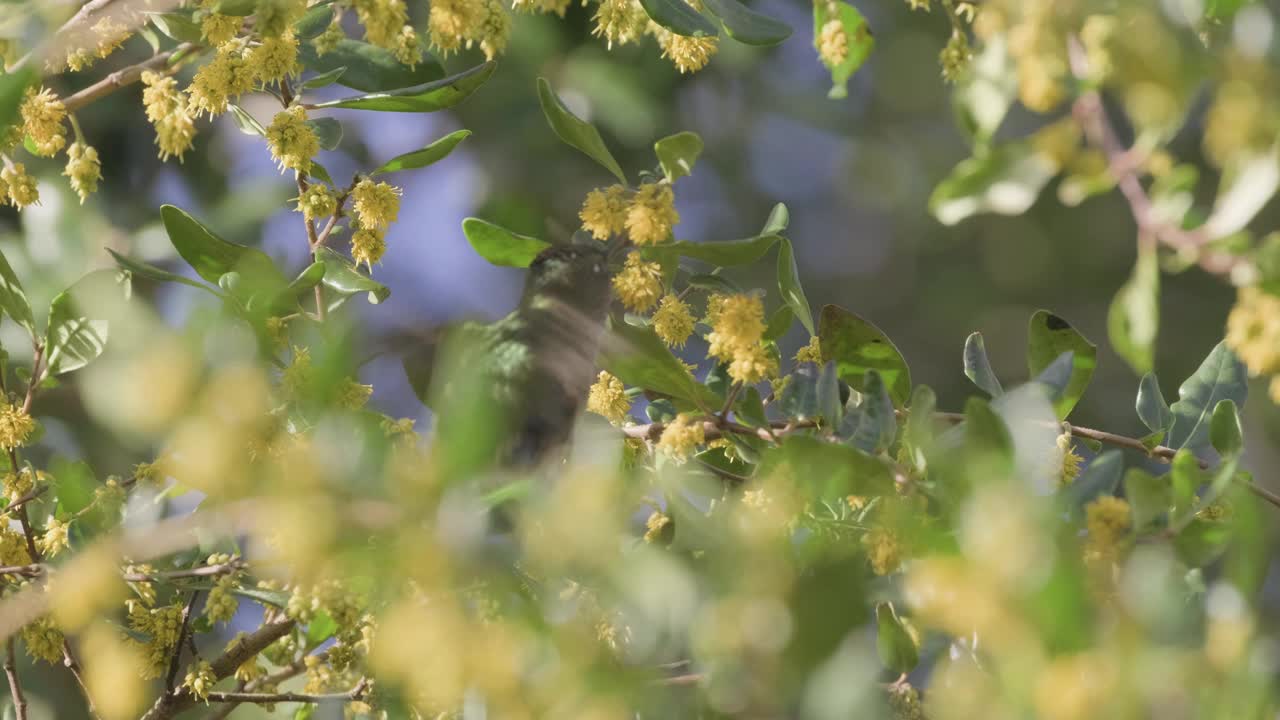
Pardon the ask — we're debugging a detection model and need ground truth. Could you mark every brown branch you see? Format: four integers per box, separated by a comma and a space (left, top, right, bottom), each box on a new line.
163, 591, 201, 693
140, 617, 297, 720
122, 560, 245, 583
202, 678, 369, 705
59, 640, 102, 720
1065, 35, 1242, 278
4, 639, 27, 720
62, 43, 197, 113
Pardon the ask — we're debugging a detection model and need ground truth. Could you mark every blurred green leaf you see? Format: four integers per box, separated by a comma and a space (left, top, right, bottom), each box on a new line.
702, 0, 791, 45
1124, 468, 1170, 531
813, 1, 874, 99
0, 245, 37, 339
160, 205, 288, 291
1174, 518, 1233, 568
301, 66, 347, 89
374, 129, 470, 175
1108, 245, 1160, 376
306, 611, 339, 644
930, 143, 1057, 226
841, 370, 895, 454
963, 331, 1003, 396
462, 218, 552, 268
1209, 399, 1243, 458
1169, 450, 1202, 526
1136, 372, 1173, 433
770, 434, 895, 501
1166, 341, 1247, 454
764, 305, 793, 341
316, 247, 390, 304
51, 458, 96, 519
779, 363, 820, 422
962, 396, 1013, 474
686, 273, 740, 294
761, 203, 789, 235
638, 0, 718, 36
148, 11, 202, 43
1061, 450, 1123, 519
307, 117, 343, 150
299, 37, 444, 92
819, 304, 911, 407
777, 238, 813, 335
952, 36, 1016, 147
106, 249, 221, 295
537, 77, 627, 183
228, 103, 266, 136
817, 361, 842, 430
312, 62, 494, 112
904, 383, 937, 459
46, 270, 130, 376
875, 602, 919, 675
1204, 144, 1278, 239
1026, 310, 1096, 419
602, 321, 721, 411
670, 234, 779, 265
654, 131, 703, 182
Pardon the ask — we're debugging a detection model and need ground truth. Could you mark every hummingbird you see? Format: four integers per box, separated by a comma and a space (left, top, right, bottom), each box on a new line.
402, 236, 625, 472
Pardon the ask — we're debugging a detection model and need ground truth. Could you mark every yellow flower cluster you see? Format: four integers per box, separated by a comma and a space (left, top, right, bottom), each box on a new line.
643, 510, 673, 544
1084, 495, 1130, 554
653, 294, 695, 347
0, 401, 35, 450
657, 413, 705, 463
206, 575, 240, 623
141, 71, 196, 162
3, 467, 33, 505
37, 516, 70, 558
349, 178, 402, 268
0, 526, 31, 565
625, 183, 680, 245
939, 30, 973, 83
1000, 2, 1067, 113
265, 106, 319, 173
655, 28, 720, 74
20, 87, 67, 157
579, 184, 630, 240
706, 293, 776, 384
62, 17, 132, 72
297, 183, 337, 221
182, 660, 216, 701
816, 19, 849, 69
1055, 433, 1083, 487
1225, 287, 1280, 403
587, 371, 631, 424
63, 142, 102, 204
201, 13, 242, 47
1, 163, 39, 208
187, 41, 257, 118
428, 0, 511, 60
351, 229, 387, 270
592, 0, 650, 49
862, 526, 902, 575
512, 0, 572, 17
354, 0, 410, 47
21, 617, 64, 664
794, 336, 822, 364
612, 251, 664, 312
248, 33, 301, 84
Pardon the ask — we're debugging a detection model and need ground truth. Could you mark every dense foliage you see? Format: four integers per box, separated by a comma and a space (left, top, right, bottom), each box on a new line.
0, 0, 1275, 718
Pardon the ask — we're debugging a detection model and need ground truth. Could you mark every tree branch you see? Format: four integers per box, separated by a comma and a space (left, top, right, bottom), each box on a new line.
163, 591, 201, 693
4, 638, 27, 720
202, 678, 369, 705
63, 43, 197, 113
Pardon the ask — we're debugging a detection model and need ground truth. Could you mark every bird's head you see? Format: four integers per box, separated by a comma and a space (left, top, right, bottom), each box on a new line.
521, 241, 616, 311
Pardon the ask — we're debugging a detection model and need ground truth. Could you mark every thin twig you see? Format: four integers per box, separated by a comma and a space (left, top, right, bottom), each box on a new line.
164, 591, 201, 693
202, 678, 369, 704
4, 638, 27, 720
63, 44, 197, 113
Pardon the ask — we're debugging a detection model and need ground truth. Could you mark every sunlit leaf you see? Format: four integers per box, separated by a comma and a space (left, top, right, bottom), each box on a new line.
702, 0, 791, 45
373, 129, 470, 175
638, 0, 718, 37
536, 77, 627, 183
963, 331, 1003, 396
818, 304, 911, 407
654, 131, 703, 182
812, 1, 874, 99
463, 218, 552, 268
312, 62, 494, 112
1108, 245, 1160, 376
1026, 310, 1096, 419
1166, 341, 1247, 454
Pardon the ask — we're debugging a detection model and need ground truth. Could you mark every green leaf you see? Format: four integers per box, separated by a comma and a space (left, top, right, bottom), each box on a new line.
638, 0, 718, 36
768, 435, 895, 502
875, 602, 920, 675
1209, 399, 1243, 458
813, 2, 874, 99
315, 247, 390, 304
669, 234, 779, 266
276, 260, 326, 308
462, 218, 552, 268
1166, 342, 1248, 454
1026, 310, 1097, 419
301, 66, 347, 89
763, 305, 793, 342
841, 370, 895, 454
761, 203, 789, 235
312, 62, 494, 112
602, 321, 721, 411
929, 143, 1057, 226
1032, 351, 1075, 404
228, 586, 290, 607
160, 205, 288, 294
308, 161, 334, 185
961, 396, 1014, 474
1124, 468, 1170, 531
373, 129, 470, 175
904, 384, 937, 459
963, 331, 1003, 396
702, 0, 791, 45
106, 249, 221, 295
0, 66, 35, 144
1169, 450, 1201, 526
1204, 144, 1279, 239
654, 131, 703, 182
686, 273, 740, 294
299, 37, 444, 92
213, 0, 256, 15
1174, 518, 1233, 568
46, 270, 130, 376
148, 11, 202, 43
777, 238, 814, 335
293, 2, 333, 36
306, 611, 339, 644
779, 363, 820, 421
0, 246, 37, 338
307, 117, 342, 150
536, 77, 627, 183
817, 360, 842, 429
228, 103, 266, 136
1136, 372, 1172, 433
818, 304, 911, 407
1108, 245, 1160, 375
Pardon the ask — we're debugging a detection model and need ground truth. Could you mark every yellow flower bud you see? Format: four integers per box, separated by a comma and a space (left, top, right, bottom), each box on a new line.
625, 182, 679, 245
586, 371, 630, 424
612, 251, 664, 312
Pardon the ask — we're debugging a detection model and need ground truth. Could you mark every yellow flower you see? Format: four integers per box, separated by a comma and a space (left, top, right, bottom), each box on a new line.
2, 163, 38, 208
428, 0, 486, 55
63, 142, 101, 204
656, 28, 719, 74
512, 0, 572, 16
1085, 496, 1131, 546
3, 468, 33, 505
939, 30, 972, 83
816, 19, 848, 68
592, 0, 649, 48
794, 335, 821, 364
657, 413, 705, 463
248, 33, 300, 84
586, 371, 630, 424
1056, 433, 1083, 487
314, 19, 347, 55
37, 516, 70, 558
0, 401, 35, 448
340, 378, 374, 409
21, 87, 67, 156
183, 660, 216, 701
643, 511, 673, 544
579, 184, 629, 240
625, 182, 679, 245
265, 106, 320, 173
354, 0, 410, 47
63, 17, 131, 71
21, 617, 64, 665
350, 228, 387, 270
351, 178, 402, 229
255, 0, 307, 38
393, 26, 424, 68
473, 0, 512, 60
653, 294, 695, 347
611, 251, 663, 312
1226, 287, 1280, 377
201, 13, 241, 47
705, 293, 766, 362
727, 342, 777, 384
297, 183, 336, 220
205, 576, 239, 624
187, 44, 255, 117
888, 683, 925, 720
142, 72, 196, 161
